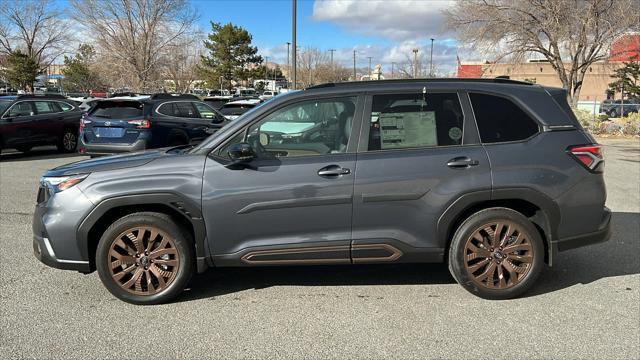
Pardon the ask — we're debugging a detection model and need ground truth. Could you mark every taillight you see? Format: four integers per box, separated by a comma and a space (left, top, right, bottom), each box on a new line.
568, 144, 604, 172
127, 119, 151, 129
79, 112, 90, 130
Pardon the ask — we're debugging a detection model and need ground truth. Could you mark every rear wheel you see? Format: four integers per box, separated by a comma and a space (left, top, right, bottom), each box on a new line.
448, 207, 544, 300
57, 128, 78, 153
96, 212, 194, 305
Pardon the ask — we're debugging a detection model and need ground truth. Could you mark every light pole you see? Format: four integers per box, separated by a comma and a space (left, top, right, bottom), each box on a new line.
286, 42, 291, 88
353, 50, 357, 81
291, 0, 297, 89
367, 56, 372, 78
415, 49, 419, 78
429, 38, 434, 77
329, 49, 336, 82
264, 56, 270, 90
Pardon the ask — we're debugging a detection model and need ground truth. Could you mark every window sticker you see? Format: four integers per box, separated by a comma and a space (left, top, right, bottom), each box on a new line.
379, 111, 437, 149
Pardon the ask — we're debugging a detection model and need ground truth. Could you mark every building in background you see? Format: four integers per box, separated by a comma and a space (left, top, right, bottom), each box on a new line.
456, 33, 640, 104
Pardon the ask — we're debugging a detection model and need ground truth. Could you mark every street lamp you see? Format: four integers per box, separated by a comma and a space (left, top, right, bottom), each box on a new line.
367, 56, 372, 78
412, 48, 419, 78
291, 0, 297, 89
429, 38, 434, 77
286, 42, 291, 88
353, 50, 357, 81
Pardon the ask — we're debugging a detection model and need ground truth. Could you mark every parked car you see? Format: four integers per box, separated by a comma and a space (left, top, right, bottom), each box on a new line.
78, 93, 228, 156
67, 96, 102, 112
207, 89, 232, 97
202, 96, 231, 110
600, 98, 640, 118
0, 94, 81, 154
33, 78, 610, 304
219, 98, 262, 120
259, 90, 278, 101
233, 88, 256, 97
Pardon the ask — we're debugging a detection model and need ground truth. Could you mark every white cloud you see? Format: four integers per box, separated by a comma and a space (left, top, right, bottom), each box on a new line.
312, 0, 454, 41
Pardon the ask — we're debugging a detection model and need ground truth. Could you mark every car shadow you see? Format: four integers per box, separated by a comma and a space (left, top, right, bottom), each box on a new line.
175, 211, 639, 303
0, 146, 87, 162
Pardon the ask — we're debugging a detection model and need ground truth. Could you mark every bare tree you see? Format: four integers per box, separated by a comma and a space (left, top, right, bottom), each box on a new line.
0, 0, 71, 71
295, 47, 352, 87
71, 0, 198, 92
445, 0, 640, 104
161, 36, 203, 93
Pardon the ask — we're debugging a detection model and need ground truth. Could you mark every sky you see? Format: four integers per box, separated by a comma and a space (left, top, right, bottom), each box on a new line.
191, 0, 460, 74
58, 0, 463, 75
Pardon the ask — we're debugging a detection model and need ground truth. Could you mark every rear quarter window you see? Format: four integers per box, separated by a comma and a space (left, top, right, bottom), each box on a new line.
469, 93, 539, 143
91, 101, 143, 119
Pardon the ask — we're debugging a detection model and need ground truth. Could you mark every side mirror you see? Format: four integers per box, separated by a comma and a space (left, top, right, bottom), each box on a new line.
227, 142, 256, 165
211, 114, 225, 124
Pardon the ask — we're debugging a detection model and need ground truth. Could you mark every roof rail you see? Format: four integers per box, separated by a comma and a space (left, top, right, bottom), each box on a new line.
17, 94, 67, 100
305, 77, 534, 90
149, 93, 200, 100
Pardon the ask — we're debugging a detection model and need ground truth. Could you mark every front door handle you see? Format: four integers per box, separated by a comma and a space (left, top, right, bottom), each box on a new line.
318, 165, 351, 177
447, 156, 479, 168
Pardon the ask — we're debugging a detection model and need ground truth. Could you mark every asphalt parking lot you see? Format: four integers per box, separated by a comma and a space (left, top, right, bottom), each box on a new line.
1, 139, 638, 359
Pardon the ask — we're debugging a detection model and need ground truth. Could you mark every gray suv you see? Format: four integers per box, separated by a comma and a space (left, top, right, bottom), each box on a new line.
33, 79, 611, 304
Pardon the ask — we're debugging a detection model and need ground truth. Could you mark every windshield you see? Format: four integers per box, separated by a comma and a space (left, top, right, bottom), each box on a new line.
0, 100, 11, 115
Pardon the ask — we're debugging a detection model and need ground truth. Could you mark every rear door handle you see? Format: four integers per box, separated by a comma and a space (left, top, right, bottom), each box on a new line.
447, 156, 479, 168
318, 164, 351, 177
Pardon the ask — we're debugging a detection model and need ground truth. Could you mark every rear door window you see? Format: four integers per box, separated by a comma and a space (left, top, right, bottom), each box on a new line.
469, 93, 539, 143
367, 92, 464, 151
33, 101, 60, 114
175, 102, 198, 118
91, 101, 143, 119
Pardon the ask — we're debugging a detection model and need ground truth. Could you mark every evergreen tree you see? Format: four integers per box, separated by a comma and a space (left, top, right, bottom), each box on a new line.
609, 58, 640, 99
61, 44, 103, 93
1, 50, 39, 92
199, 22, 262, 89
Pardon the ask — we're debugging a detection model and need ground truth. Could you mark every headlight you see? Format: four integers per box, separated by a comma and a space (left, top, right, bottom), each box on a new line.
42, 174, 89, 192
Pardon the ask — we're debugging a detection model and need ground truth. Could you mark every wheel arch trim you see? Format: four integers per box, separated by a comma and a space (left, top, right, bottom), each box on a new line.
437, 187, 560, 265
76, 192, 208, 271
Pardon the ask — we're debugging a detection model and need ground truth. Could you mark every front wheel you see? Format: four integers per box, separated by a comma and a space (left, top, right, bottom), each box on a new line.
448, 207, 544, 300
96, 212, 194, 305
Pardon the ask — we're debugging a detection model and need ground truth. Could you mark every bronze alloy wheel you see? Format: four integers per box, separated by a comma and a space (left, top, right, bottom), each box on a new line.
464, 221, 534, 289
108, 226, 180, 296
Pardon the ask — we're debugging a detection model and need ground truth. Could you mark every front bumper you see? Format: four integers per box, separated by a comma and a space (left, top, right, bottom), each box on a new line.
551, 206, 611, 255
79, 137, 147, 156
33, 234, 91, 272
32, 185, 95, 273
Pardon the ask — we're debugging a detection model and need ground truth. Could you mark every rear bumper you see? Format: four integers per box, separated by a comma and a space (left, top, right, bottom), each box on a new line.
551, 206, 611, 255
79, 137, 147, 156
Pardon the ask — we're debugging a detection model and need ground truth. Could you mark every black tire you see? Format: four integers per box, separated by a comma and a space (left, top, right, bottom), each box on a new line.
15, 145, 32, 153
448, 207, 544, 300
96, 212, 194, 305
57, 128, 78, 153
